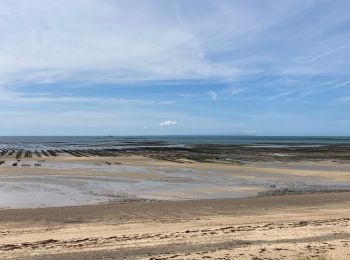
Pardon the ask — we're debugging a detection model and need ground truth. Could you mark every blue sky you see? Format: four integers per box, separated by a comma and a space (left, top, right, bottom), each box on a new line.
0, 0, 349, 135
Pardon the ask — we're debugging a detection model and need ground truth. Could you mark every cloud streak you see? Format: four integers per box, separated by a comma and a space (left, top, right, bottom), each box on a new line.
0, 1, 350, 135
0, 0, 245, 86
2, 0, 348, 88
209, 91, 218, 100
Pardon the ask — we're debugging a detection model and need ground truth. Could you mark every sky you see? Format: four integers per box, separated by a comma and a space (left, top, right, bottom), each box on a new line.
0, 0, 349, 136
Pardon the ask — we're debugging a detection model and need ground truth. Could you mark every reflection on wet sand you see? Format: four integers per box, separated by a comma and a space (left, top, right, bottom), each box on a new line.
0, 156, 349, 208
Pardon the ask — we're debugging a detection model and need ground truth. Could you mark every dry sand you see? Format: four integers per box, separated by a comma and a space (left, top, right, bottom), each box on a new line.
0, 193, 349, 259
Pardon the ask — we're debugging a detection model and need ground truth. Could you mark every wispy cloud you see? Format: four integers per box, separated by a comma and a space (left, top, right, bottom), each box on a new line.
304, 43, 350, 63
0, 1, 350, 135
265, 91, 293, 101
225, 86, 245, 96
2, 0, 348, 88
337, 96, 350, 103
0, 89, 154, 106
0, 0, 248, 86
208, 91, 218, 100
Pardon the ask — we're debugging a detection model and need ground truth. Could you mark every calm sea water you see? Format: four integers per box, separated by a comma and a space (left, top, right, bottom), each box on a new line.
0, 136, 350, 150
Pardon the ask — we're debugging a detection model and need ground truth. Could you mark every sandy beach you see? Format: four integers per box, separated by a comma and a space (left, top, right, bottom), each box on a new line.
1, 0, 350, 257
0, 193, 349, 259
0, 151, 349, 259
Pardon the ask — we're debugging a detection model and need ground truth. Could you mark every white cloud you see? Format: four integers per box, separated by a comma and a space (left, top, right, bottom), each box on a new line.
0, 0, 249, 87
244, 130, 269, 135
2, 0, 339, 88
0, 1, 349, 135
209, 91, 218, 100
160, 120, 178, 126
0, 0, 347, 98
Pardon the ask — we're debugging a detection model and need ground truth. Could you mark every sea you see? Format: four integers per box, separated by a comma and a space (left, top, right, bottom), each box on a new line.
0, 136, 350, 151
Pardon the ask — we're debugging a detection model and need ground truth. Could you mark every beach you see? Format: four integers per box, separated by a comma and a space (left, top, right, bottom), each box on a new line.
1, 192, 349, 259
0, 138, 350, 259
2, 0, 350, 258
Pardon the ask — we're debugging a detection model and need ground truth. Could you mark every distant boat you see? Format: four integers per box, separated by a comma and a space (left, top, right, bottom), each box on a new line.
108, 134, 113, 137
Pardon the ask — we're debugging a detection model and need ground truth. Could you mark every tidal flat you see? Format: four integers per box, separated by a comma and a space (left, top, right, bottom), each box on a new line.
0, 138, 350, 259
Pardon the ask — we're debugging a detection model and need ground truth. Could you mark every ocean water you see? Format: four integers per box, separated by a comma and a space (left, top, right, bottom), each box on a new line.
0, 136, 350, 151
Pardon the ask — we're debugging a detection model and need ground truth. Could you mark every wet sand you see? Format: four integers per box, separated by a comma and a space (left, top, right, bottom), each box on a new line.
0, 156, 350, 208
0, 155, 350, 259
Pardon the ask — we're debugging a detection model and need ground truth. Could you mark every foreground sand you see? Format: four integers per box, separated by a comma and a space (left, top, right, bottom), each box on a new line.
0, 192, 349, 259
